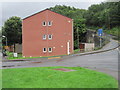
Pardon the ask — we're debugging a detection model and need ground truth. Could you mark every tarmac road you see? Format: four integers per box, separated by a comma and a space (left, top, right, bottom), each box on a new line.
2, 39, 119, 80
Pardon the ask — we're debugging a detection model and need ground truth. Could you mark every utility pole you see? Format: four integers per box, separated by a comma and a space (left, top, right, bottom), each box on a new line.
100, 35, 102, 47
108, 11, 110, 30
77, 26, 79, 49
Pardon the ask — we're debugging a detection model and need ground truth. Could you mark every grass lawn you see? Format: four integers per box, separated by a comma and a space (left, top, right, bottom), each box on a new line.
6, 52, 66, 60
2, 66, 118, 88
0, 69, 1, 89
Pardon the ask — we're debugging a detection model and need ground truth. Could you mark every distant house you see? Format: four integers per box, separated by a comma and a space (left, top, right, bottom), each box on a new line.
22, 9, 74, 57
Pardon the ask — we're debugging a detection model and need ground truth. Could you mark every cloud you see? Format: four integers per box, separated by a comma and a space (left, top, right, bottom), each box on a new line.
0, 0, 105, 2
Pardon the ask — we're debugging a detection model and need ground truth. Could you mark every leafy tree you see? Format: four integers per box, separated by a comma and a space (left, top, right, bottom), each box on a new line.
74, 19, 86, 49
84, 2, 120, 29
49, 5, 87, 49
2, 16, 22, 46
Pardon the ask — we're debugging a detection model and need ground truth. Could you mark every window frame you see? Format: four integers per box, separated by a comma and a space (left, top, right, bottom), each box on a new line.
48, 35, 52, 40
43, 35, 47, 40
43, 48, 47, 52
48, 47, 52, 52
48, 21, 52, 26
42, 21, 46, 26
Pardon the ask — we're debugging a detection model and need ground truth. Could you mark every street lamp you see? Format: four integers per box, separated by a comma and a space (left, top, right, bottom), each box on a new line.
2, 35, 7, 46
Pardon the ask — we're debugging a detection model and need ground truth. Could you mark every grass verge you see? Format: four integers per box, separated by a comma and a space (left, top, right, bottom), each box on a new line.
104, 27, 120, 40
6, 52, 66, 60
2, 66, 118, 88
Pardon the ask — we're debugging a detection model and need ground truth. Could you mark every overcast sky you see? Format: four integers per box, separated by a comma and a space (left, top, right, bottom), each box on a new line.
0, 0, 107, 27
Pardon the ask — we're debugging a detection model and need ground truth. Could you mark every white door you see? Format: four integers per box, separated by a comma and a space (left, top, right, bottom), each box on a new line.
67, 42, 70, 55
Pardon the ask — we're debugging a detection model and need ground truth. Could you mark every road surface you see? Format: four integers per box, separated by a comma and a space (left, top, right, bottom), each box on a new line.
2, 39, 119, 80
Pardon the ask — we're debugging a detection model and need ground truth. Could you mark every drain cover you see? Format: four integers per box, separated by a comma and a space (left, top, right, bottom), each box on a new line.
53, 68, 76, 72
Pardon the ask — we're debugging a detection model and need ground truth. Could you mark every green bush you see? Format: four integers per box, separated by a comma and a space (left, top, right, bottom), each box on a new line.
105, 27, 120, 38
104, 27, 120, 41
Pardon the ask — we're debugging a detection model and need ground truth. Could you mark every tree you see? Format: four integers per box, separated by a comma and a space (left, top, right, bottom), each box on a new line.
74, 19, 86, 49
2, 16, 22, 47
84, 2, 120, 29
49, 5, 87, 49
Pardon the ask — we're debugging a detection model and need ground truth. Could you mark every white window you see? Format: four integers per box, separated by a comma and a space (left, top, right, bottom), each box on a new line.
43, 35, 46, 40
48, 35, 52, 40
48, 21, 52, 26
48, 48, 52, 52
42, 21, 46, 26
43, 48, 47, 52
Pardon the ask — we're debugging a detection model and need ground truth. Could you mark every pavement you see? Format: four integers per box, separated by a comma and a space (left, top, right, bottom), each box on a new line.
2, 39, 120, 81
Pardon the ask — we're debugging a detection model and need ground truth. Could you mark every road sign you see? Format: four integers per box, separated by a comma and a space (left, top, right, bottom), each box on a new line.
98, 28, 103, 47
98, 29, 103, 36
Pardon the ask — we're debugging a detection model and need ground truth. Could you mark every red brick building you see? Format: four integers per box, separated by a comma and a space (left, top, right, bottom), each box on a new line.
22, 9, 74, 57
